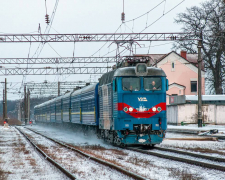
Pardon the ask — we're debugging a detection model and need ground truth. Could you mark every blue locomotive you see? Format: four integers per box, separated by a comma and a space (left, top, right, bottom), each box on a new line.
34, 61, 168, 146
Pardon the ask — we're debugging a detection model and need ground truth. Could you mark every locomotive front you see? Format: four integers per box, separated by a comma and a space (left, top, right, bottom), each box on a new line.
99, 62, 168, 146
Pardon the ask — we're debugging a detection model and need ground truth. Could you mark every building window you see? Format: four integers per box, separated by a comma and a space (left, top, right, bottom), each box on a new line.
179, 90, 181, 95
171, 62, 175, 71
191, 81, 197, 92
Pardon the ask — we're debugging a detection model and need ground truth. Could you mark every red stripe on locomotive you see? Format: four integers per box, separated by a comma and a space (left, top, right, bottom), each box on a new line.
117, 102, 166, 118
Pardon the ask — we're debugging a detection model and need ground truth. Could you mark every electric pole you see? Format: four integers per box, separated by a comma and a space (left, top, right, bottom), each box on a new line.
197, 31, 203, 127
5, 78, 7, 121
3, 89, 5, 121
18, 102, 21, 121
24, 85, 27, 125
58, 81, 60, 96
27, 89, 30, 122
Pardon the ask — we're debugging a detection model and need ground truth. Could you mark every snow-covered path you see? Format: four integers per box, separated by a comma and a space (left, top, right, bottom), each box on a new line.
0, 126, 68, 180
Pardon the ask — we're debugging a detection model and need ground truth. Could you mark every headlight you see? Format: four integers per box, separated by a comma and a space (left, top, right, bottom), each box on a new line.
124, 107, 128, 112
152, 107, 156, 112
129, 107, 133, 112
157, 107, 162, 112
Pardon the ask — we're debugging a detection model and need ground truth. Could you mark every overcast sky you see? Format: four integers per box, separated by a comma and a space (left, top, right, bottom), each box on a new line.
0, 0, 206, 100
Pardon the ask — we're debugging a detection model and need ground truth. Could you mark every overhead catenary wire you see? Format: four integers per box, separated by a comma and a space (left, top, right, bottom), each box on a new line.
17, 0, 186, 98
19, 0, 60, 97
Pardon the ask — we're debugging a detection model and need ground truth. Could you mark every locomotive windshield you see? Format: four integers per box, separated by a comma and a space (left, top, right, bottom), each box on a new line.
144, 77, 162, 91
122, 77, 140, 91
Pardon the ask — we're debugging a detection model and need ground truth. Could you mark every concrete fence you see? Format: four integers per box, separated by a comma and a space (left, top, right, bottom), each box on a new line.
167, 104, 225, 125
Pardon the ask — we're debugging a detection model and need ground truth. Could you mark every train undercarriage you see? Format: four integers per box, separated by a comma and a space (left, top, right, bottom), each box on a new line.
97, 125, 165, 146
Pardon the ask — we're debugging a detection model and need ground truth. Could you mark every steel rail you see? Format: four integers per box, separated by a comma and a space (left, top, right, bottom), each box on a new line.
15, 127, 77, 180
127, 147, 225, 172
154, 147, 225, 163
25, 127, 146, 180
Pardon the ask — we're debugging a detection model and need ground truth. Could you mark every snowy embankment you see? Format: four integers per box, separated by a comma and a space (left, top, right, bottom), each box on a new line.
29, 124, 225, 180
21, 127, 133, 180
0, 126, 68, 180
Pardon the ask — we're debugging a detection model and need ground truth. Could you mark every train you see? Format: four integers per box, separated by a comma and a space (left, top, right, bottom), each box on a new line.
34, 59, 168, 146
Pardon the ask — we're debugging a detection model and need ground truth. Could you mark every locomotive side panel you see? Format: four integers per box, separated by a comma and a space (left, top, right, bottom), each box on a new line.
99, 84, 113, 129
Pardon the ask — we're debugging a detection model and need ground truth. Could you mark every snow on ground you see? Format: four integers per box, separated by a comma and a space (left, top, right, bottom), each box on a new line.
0, 126, 69, 180
158, 138, 225, 158
78, 146, 225, 180
168, 124, 225, 134
29, 124, 225, 180
21, 127, 133, 180
160, 124, 225, 157
28, 124, 111, 148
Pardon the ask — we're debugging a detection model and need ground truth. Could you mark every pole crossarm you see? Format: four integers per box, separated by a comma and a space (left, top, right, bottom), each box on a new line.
0, 33, 198, 43
25, 81, 96, 86
0, 67, 109, 75
0, 56, 150, 64
0, 57, 118, 64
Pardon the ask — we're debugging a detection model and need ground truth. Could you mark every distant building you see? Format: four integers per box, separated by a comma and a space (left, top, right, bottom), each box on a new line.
136, 51, 205, 104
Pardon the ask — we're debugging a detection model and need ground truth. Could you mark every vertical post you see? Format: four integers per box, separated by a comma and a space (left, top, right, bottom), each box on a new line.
58, 81, 60, 96
197, 32, 203, 127
27, 89, 30, 122
3, 89, 5, 121
18, 102, 21, 121
24, 85, 27, 125
5, 78, 7, 120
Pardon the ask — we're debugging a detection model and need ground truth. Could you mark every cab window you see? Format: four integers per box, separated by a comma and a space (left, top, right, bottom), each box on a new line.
122, 77, 140, 91
144, 77, 162, 91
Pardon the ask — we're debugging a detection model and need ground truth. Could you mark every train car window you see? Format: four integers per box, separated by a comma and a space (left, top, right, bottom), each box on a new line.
144, 77, 162, 91
122, 77, 140, 91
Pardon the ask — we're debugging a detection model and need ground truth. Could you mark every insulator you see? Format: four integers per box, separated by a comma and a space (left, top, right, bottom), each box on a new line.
170, 36, 177, 40
45, 14, 50, 24
121, 12, 125, 22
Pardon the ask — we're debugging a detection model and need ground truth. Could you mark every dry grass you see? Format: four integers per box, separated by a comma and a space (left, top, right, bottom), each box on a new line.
0, 118, 22, 126
26, 158, 37, 167
126, 155, 154, 166
168, 168, 202, 180
81, 144, 107, 150
0, 169, 12, 180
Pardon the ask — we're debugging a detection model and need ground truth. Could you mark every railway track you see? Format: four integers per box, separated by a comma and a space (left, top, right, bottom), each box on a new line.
154, 146, 225, 162
23, 126, 225, 176
15, 127, 76, 180
23, 127, 146, 180
127, 146, 225, 172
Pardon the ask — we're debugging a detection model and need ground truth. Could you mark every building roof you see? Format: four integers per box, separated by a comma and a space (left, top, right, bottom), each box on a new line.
135, 51, 204, 71
169, 95, 225, 105
169, 82, 186, 89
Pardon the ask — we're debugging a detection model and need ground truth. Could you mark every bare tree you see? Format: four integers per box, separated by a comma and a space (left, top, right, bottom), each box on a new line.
173, 0, 225, 94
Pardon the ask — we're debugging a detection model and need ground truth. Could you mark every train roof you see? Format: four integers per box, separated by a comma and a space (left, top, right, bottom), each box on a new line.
99, 67, 166, 86
71, 83, 98, 96
114, 67, 166, 77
